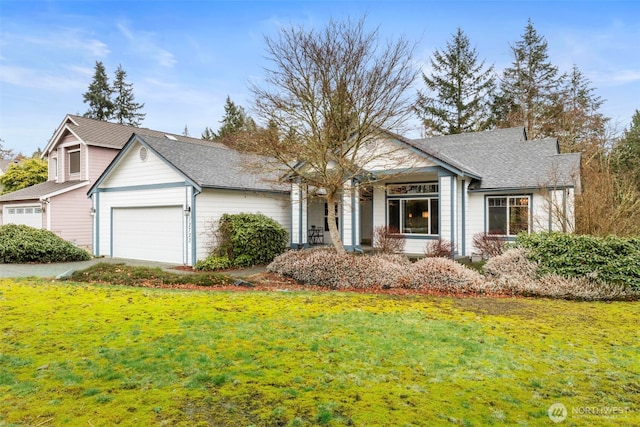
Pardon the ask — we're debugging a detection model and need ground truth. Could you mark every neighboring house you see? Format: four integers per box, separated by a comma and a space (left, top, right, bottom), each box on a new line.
0, 114, 220, 249
88, 133, 291, 265
289, 127, 581, 257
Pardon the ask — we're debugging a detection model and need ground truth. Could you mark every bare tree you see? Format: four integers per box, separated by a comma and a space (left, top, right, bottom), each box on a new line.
246, 17, 417, 254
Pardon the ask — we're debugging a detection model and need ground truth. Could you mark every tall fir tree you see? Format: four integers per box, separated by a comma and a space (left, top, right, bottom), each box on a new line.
491, 19, 562, 139
202, 96, 255, 141
415, 28, 495, 136
112, 65, 146, 126
83, 61, 114, 121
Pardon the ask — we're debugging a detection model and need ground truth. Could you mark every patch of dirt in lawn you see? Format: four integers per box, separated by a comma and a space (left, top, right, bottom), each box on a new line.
157, 271, 516, 299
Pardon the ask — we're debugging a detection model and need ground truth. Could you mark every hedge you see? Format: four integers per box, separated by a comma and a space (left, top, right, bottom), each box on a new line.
514, 232, 640, 290
0, 224, 90, 263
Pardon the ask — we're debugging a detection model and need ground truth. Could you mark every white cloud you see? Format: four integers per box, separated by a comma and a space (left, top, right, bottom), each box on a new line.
590, 69, 640, 86
0, 65, 86, 92
116, 22, 177, 68
18, 28, 110, 58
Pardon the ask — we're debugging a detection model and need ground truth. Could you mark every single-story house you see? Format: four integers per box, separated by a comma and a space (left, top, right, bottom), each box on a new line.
0, 114, 220, 249
88, 133, 291, 265
89, 126, 580, 265
289, 127, 581, 257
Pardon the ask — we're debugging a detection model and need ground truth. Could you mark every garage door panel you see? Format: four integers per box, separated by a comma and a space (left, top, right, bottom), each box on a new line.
112, 206, 183, 263
4, 205, 43, 228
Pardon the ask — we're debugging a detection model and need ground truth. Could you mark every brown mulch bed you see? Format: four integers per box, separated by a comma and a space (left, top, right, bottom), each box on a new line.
142, 271, 515, 299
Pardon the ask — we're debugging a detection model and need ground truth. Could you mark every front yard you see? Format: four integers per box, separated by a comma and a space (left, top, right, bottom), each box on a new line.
1, 279, 638, 426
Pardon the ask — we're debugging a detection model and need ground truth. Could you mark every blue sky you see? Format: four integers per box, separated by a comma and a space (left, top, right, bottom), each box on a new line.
1, 0, 638, 156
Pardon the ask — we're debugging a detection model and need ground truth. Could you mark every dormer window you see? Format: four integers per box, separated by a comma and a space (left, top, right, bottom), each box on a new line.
69, 149, 80, 175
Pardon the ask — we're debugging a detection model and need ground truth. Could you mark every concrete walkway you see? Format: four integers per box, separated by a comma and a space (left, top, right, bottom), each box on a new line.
0, 257, 266, 279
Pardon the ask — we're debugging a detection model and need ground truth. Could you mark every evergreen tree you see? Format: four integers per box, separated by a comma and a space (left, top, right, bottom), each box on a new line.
555, 65, 608, 154
612, 110, 640, 191
215, 96, 256, 140
202, 97, 256, 142
201, 127, 216, 141
415, 28, 495, 135
491, 19, 562, 139
112, 65, 146, 126
83, 61, 114, 121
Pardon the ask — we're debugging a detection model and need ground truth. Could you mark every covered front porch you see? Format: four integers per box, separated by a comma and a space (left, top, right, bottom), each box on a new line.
289, 169, 464, 256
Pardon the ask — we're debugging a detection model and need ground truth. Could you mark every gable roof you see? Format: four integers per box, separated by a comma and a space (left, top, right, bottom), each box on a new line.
43, 114, 225, 156
90, 133, 289, 195
0, 180, 89, 202
408, 127, 580, 190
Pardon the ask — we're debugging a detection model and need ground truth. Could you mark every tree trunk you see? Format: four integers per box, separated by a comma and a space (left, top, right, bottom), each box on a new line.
326, 194, 346, 255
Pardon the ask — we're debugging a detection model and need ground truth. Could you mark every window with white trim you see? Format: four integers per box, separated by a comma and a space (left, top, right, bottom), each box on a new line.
387, 183, 439, 235
69, 149, 80, 175
52, 157, 58, 180
487, 195, 530, 236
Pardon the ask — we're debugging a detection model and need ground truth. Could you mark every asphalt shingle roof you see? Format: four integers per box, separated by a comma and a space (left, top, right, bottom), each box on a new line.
0, 180, 89, 202
409, 127, 580, 190
48, 115, 226, 152
135, 134, 289, 193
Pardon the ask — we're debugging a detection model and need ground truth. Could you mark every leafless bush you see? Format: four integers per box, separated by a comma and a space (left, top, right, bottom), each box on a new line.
373, 226, 406, 254
472, 233, 506, 259
424, 239, 455, 258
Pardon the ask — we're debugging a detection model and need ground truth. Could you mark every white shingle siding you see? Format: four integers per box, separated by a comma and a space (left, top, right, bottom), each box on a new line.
102, 142, 183, 187
466, 192, 486, 255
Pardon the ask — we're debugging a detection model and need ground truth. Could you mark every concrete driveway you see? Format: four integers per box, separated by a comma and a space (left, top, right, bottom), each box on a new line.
0, 257, 186, 279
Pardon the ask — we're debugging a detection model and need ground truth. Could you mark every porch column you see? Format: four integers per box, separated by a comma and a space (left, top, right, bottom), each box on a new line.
439, 173, 458, 257
341, 179, 361, 251
290, 180, 308, 248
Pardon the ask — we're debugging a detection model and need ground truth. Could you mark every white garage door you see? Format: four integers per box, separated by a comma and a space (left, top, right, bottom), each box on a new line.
3, 205, 43, 228
112, 206, 184, 264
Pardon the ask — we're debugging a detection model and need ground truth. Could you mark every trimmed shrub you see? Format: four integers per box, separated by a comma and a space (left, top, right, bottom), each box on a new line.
268, 247, 408, 289
197, 213, 288, 271
483, 248, 640, 300
372, 226, 405, 254
483, 248, 538, 281
396, 257, 485, 292
268, 246, 639, 300
0, 224, 90, 263
268, 248, 483, 291
515, 232, 640, 289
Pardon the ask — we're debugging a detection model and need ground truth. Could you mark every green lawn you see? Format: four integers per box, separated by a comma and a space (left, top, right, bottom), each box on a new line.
1, 279, 638, 426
